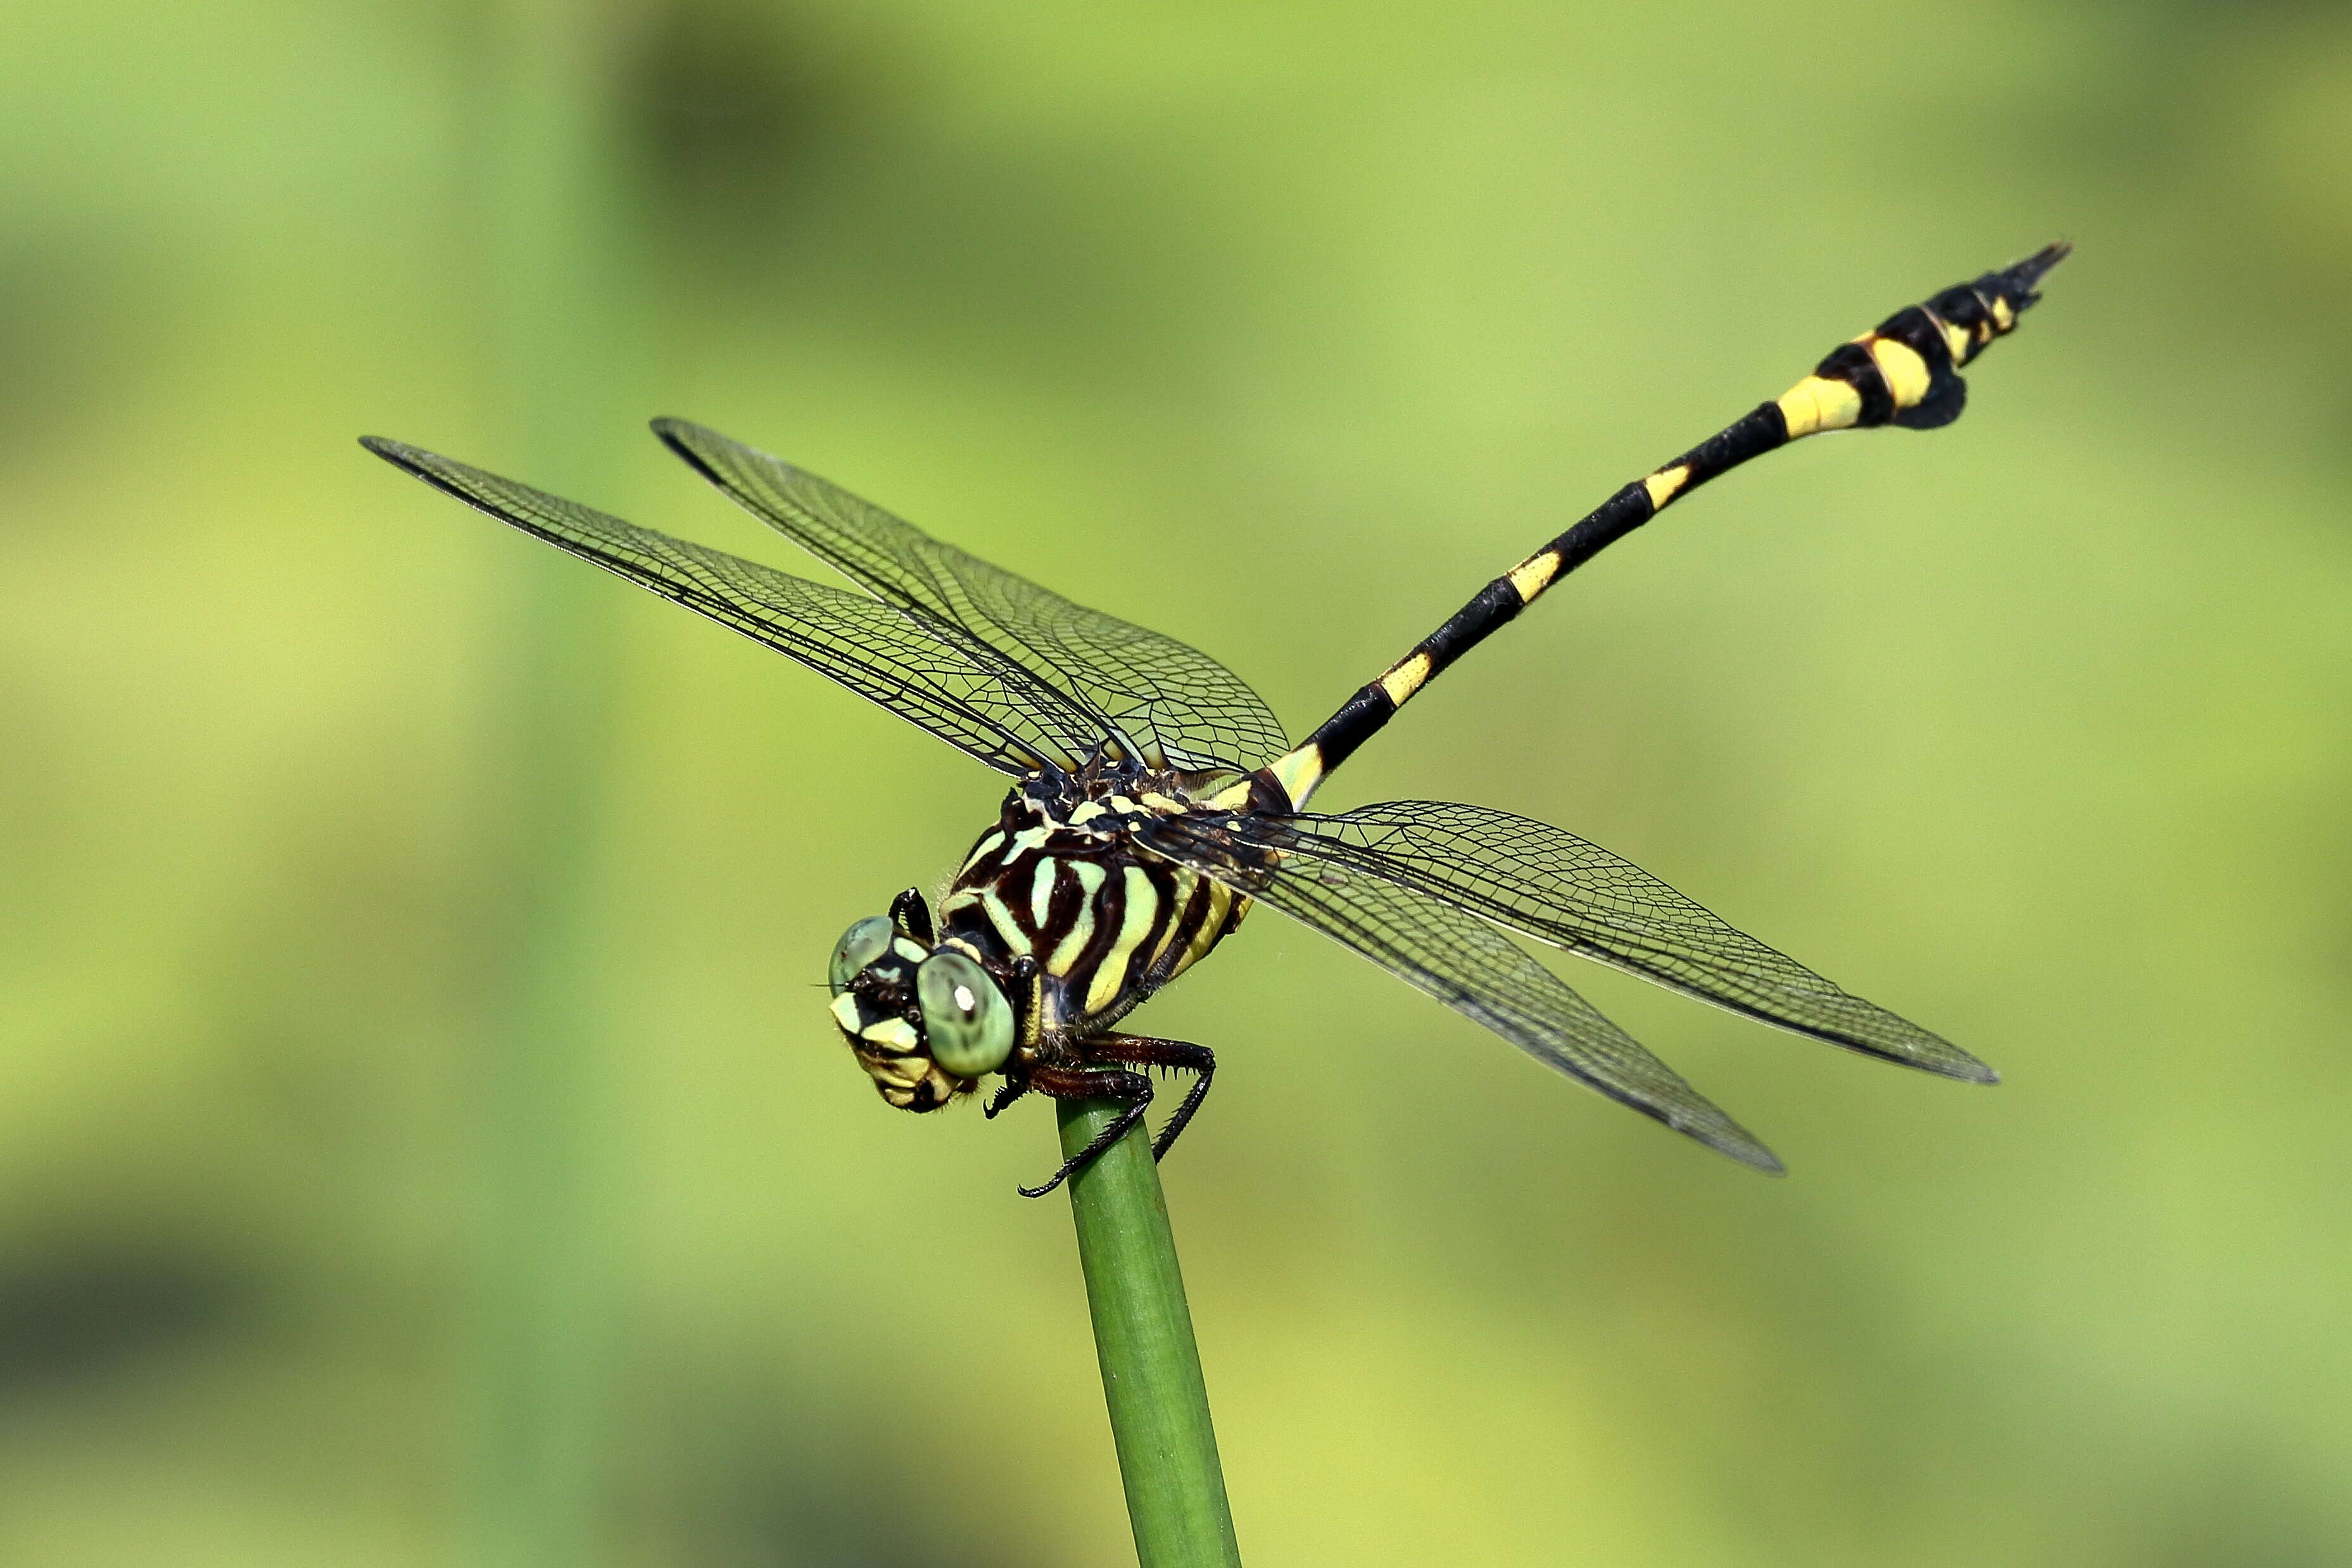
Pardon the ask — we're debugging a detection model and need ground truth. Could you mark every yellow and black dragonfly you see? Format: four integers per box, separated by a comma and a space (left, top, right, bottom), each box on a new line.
365, 244, 2064, 1194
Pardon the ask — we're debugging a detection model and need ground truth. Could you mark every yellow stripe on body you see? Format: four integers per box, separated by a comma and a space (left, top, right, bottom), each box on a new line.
1066, 801, 1109, 826
1931, 310, 1973, 365
978, 888, 1028, 954
1507, 548, 1561, 603
959, 830, 1006, 873
1084, 866, 1161, 1015
1203, 776, 1252, 809
1642, 464, 1691, 510
1047, 861, 1106, 975
1029, 858, 1058, 928
1147, 868, 1198, 966
1777, 374, 1864, 438
1265, 744, 1326, 809
1379, 651, 1432, 705
1865, 335, 1932, 409
1168, 880, 1231, 980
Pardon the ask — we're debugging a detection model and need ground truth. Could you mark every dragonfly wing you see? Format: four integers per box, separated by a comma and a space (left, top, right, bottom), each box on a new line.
1134, 811, 1781, 1172
654, 419, 1289, 774
363, 438, 1115, 775
1208, 800, 1993, 1082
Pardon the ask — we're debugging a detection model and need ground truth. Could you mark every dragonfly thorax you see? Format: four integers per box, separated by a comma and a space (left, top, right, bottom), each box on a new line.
936, 768, 1251, 1037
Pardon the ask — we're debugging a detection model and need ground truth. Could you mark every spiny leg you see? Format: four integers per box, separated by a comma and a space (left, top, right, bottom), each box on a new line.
1079, 1035, 1217, 1163
1018, 1063, 1155, 1199
983, 1078, 1030, 1120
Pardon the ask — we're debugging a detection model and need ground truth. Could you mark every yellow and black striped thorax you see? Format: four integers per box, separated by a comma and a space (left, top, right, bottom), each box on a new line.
939, 769, 1250, 1035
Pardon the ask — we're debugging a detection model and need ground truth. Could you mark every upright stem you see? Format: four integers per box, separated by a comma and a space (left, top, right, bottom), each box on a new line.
463, 4, 638, 1563
1056, 1102, 1243, 1568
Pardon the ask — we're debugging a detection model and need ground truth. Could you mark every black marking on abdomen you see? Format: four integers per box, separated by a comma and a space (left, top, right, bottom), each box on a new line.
1251, 244, 2068, 811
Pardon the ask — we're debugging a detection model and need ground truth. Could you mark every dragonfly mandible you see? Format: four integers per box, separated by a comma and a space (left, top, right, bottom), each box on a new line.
365, 243, 2066, 1194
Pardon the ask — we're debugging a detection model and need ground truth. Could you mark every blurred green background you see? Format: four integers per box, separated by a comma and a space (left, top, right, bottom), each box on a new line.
5, 1, 2350, 1564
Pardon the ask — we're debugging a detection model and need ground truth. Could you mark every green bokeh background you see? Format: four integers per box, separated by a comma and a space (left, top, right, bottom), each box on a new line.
6, 3, 2349, 1564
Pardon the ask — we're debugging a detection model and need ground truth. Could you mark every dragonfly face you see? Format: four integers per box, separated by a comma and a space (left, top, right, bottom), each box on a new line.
365, 243, 2061, 1192
826, 904, 1016, 1111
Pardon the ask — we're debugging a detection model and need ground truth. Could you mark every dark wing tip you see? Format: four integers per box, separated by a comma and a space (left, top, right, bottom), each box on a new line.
1652, 1096, 1785, 1176
356, 437, 522, 523
648, 415, 700, 458
650, 416, 730, 456
360, 434, 443, 481
1899, 1032, 2001, 1085
652, 416, 756, 491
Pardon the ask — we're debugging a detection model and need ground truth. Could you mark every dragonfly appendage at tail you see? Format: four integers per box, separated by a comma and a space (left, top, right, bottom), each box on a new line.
1237, 242, 2072, 812
1776, 241, 2070, 438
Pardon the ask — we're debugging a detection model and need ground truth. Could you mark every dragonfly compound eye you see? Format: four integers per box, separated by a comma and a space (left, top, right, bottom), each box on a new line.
828, 915, 895, 995
915, 950, 1013, 1078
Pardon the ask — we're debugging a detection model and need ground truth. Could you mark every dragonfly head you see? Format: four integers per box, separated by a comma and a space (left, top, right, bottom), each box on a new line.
825, 890, 1014, 1110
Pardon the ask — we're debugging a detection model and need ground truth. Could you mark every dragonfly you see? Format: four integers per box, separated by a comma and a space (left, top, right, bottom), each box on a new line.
365, 243, 2065, 1195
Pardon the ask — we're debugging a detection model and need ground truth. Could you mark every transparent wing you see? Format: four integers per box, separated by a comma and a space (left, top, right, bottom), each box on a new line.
363, 438, 1117, 775
1198, 800, 1994, 1082
1135, 811, 1782, 1172
654, 419, 1288, 774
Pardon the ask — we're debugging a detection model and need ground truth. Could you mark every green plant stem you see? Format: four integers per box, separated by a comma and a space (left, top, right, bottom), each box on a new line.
464, 4, 639, 1564
1057, 1101, 1242, 1568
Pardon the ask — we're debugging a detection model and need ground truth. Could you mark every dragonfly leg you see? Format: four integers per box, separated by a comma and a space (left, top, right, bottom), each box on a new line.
1079, 1035, 1216, 1164
1017, 1063, 1154, 1198
983, 1078, 1028, 1120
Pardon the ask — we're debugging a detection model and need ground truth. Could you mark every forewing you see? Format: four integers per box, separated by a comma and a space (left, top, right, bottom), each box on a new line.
362, 438, 1114, 774
1214, 800, 1994, 1082
654, 419, 1289, 773
1135, 812, 1781, 1172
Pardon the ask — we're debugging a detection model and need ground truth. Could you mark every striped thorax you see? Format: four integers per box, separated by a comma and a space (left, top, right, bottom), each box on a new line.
940, 764, 1250, 1032
826, 759, 1251, 1112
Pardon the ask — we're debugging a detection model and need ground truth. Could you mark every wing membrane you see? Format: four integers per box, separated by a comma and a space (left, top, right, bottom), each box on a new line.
1135, 811, 1781, 1172
362, 438, 1116, 774
654, 419, 1287, 773
1203, 800, 1992, 1082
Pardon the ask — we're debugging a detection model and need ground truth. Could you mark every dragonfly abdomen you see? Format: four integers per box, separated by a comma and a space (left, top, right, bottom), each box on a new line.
1223, 243, 2071, 814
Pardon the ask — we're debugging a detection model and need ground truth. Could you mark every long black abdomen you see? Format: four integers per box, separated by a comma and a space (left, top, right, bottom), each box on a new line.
1235, 243, 2071, 811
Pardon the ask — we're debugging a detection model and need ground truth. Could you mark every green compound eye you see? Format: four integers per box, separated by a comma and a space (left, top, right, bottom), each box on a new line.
915, 950, 1013, 1078
828, 916, 895, 995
